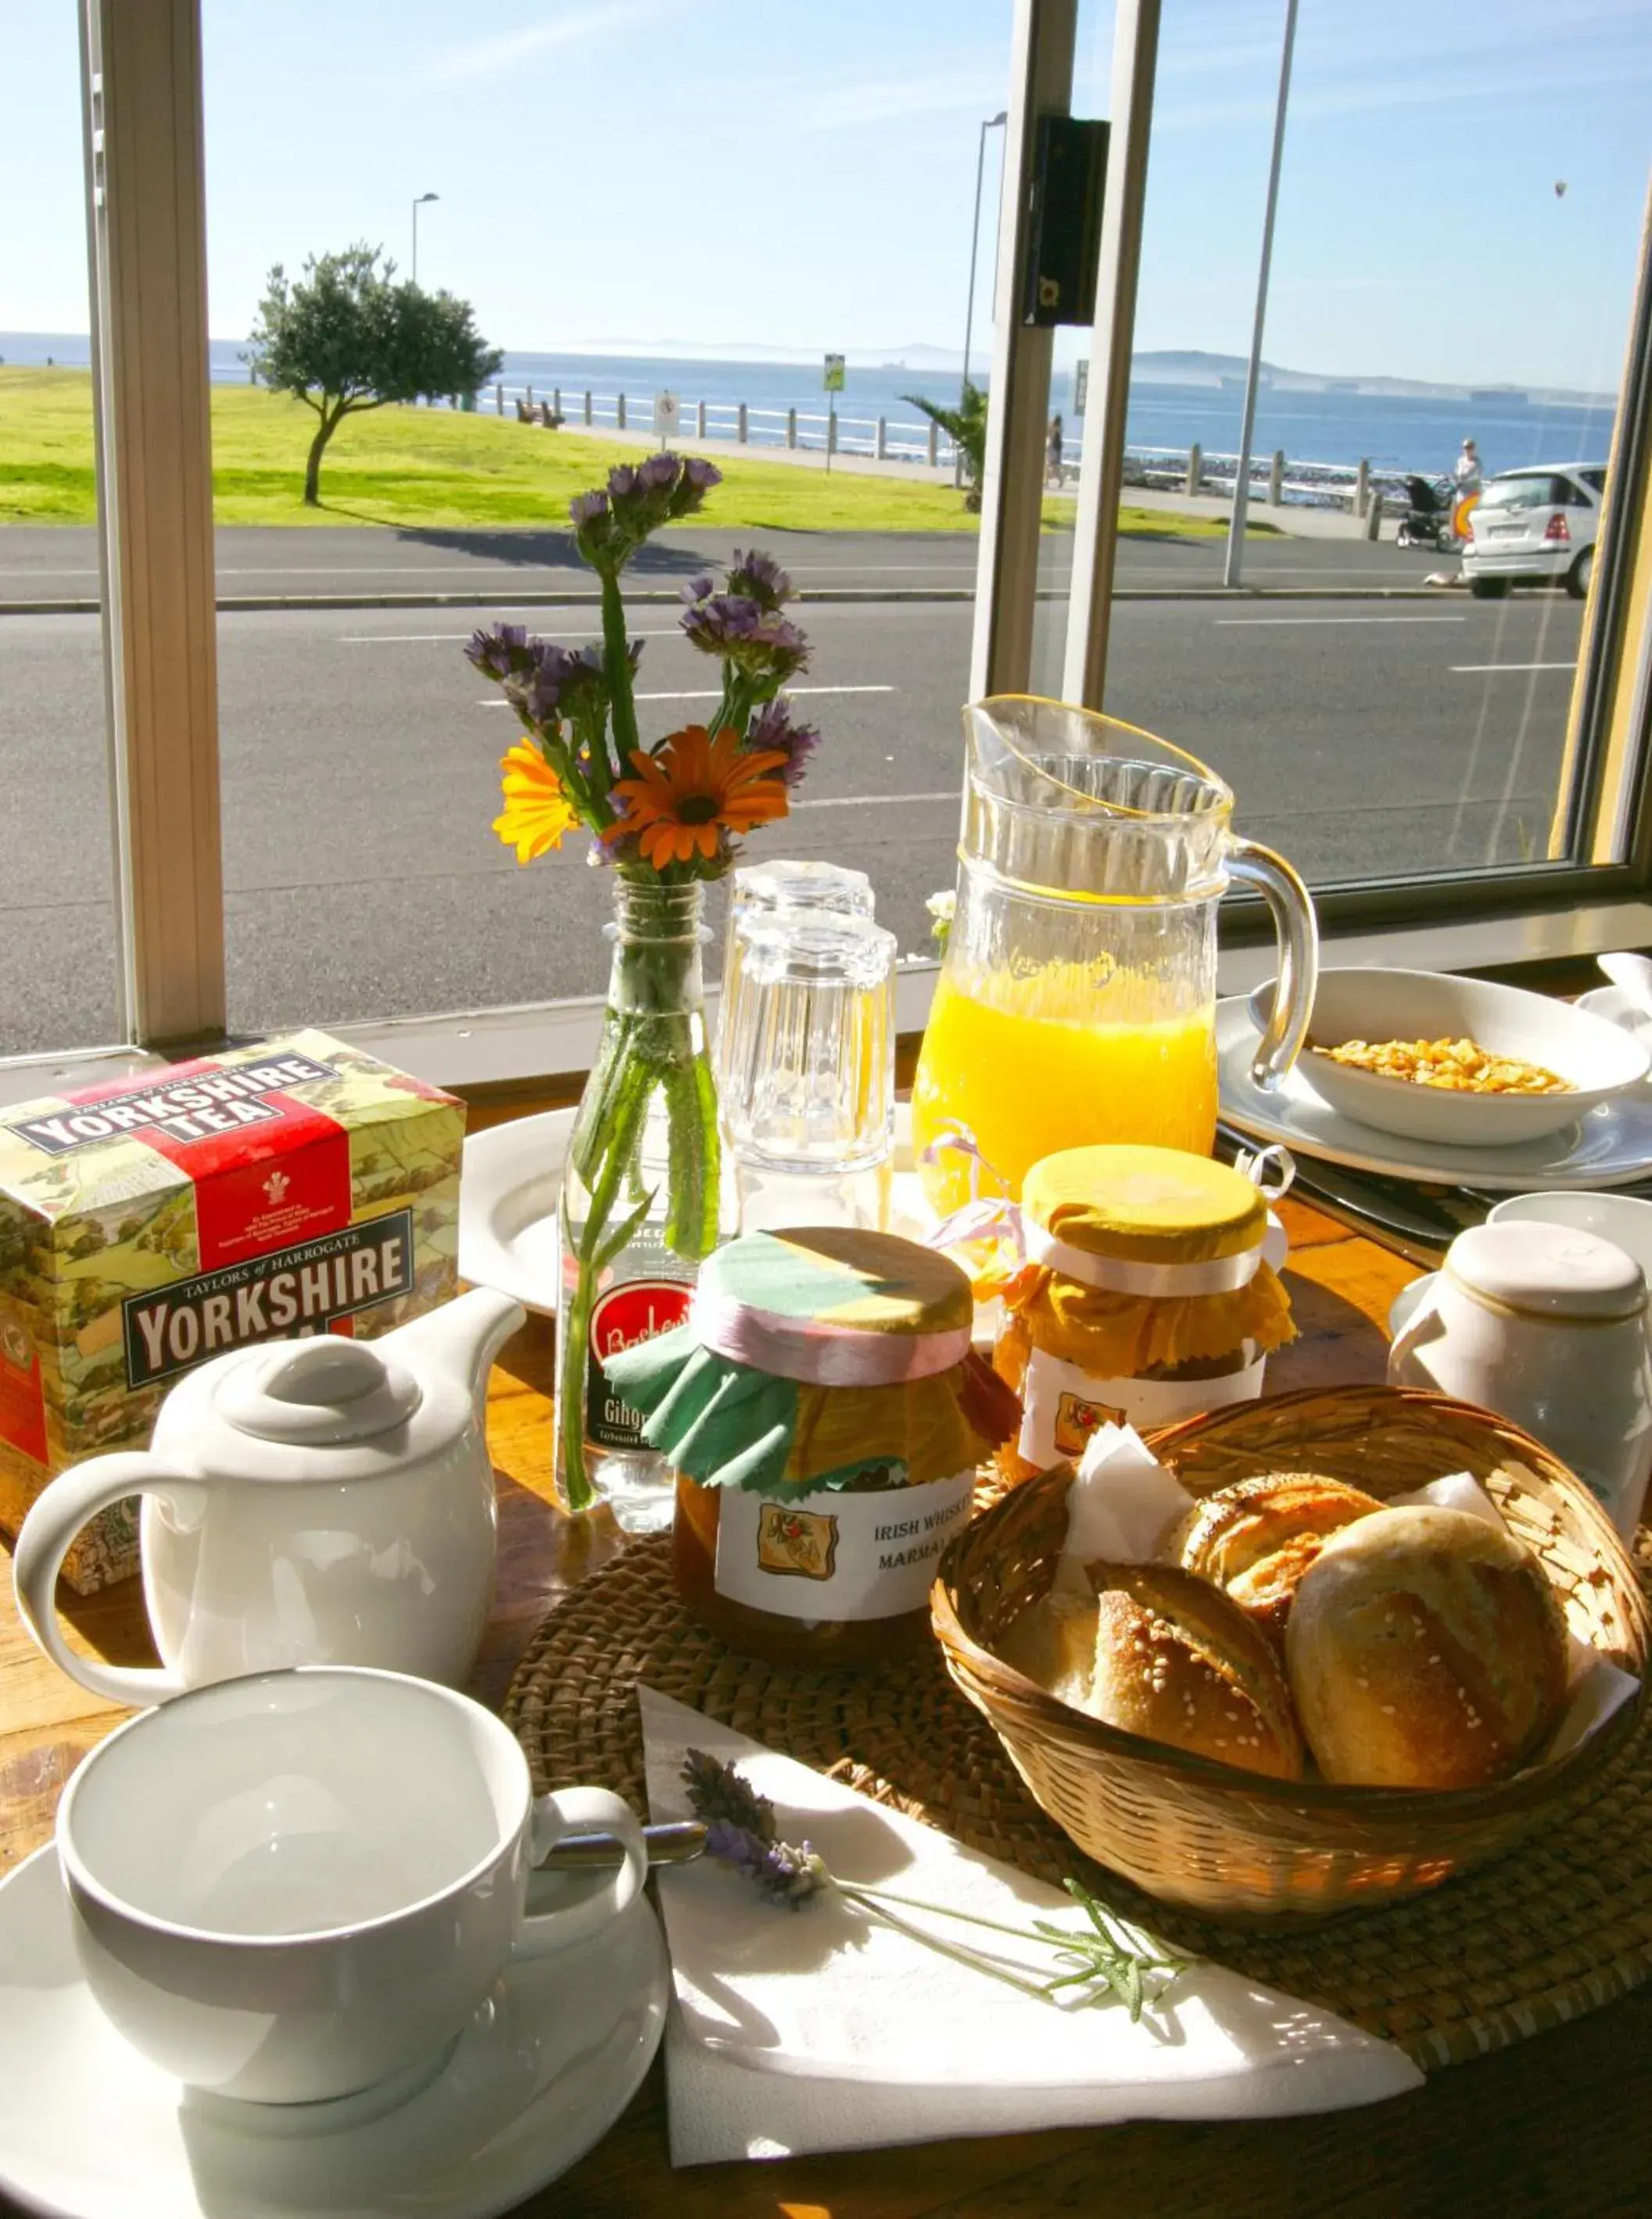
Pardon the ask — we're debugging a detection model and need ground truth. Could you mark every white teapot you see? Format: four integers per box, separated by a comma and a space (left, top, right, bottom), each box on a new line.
13, 1286, 525, 1705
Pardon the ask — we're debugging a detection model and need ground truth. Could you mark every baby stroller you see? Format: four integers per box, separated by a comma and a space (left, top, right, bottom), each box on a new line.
1396, 475, 1457, 550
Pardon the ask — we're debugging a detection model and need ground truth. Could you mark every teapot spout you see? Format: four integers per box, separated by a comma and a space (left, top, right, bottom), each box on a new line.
390, 1285, 526, 1412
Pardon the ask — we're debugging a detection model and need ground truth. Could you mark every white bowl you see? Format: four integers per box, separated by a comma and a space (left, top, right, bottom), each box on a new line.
1248, 967, 1650, 1147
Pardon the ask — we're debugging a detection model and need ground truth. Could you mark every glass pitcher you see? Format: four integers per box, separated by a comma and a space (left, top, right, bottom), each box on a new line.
912, 697, 1317, 1213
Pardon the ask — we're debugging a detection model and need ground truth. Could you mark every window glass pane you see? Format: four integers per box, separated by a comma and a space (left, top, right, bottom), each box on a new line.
202, 2, 1014, 1028
0, 12, 120, 1053
1067, 0, 1646, 887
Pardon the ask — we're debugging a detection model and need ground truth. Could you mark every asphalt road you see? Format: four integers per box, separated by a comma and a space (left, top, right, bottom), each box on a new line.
0, 522, 1433, 606
0, 583, 1583, 1054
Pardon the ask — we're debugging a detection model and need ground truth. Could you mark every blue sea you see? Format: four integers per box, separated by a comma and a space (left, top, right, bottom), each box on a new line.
1, 331, 1618, 482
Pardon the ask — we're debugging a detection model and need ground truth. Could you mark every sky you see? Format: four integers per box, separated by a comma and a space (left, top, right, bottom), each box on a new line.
1, 0, 1648, 392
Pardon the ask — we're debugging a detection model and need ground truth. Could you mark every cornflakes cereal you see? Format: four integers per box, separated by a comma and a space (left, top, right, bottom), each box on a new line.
1313, 1036, 1573, 1096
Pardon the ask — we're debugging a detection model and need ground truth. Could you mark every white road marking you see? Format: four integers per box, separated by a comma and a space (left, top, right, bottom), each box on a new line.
344, 628, 684, 643
791, 789, 957, 811
1449, 661, 1575, 674
478, 683, 896, 707
1213, 615, 1467, 626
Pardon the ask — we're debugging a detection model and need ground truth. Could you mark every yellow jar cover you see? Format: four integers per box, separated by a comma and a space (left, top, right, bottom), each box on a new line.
1010, 1260, 1296, 1376
1023, 1144, 1267, 1265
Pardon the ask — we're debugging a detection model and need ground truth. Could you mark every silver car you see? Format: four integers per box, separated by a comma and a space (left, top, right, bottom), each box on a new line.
1461, 463, 1606, 599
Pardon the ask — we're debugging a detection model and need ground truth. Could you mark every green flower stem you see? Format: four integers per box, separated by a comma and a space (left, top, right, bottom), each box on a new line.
830, 1883, 1058, 2006
600, 567, 642, 783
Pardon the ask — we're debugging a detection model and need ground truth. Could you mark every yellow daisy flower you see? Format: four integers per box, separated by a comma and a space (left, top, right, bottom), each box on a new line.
493, 740, 579, 864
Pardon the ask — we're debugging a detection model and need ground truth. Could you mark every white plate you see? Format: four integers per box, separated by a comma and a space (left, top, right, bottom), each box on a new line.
459, 1106, 932, 1315
0, 1844, 668, 2219
1217, 998, 1652, 1191
1578, 982, 1652, 1058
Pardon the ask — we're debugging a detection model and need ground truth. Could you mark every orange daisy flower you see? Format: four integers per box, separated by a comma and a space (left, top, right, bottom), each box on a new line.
611, 725, 789, 867
493, 740, 580, 864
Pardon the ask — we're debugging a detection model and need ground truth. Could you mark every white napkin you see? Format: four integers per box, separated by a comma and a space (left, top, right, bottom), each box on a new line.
1052, 1422, 1195, 1592
639, 1686, 1422, 2166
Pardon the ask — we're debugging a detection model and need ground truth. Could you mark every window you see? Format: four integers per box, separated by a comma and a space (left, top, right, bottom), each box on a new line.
0, 6, 120, 1057
13, 0, 1652, 1082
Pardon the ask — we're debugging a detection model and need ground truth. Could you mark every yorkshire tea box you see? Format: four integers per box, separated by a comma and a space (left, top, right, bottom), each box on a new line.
0, 1031, 464, 1591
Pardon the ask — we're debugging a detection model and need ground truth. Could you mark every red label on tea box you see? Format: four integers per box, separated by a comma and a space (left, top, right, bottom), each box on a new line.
0, 1328, 48, 1468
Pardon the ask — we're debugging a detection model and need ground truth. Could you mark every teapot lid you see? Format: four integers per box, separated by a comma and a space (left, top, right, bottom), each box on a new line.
216, 1336, 421, 1447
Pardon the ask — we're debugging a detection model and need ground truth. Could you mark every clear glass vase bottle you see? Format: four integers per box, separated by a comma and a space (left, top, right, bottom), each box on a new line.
556, 876, 725, 1532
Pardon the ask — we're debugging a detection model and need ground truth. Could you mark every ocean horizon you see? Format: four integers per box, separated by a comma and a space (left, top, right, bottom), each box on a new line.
1, 332, 1618, 482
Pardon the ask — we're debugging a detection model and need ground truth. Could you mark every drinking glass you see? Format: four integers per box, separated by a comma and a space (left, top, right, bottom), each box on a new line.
718, 912, 897, 1232
716, 859, 875, 1081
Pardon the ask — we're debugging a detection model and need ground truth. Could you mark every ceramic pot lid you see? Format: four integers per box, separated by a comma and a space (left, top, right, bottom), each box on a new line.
216, 1336, 422, 1447
1447, 1221, 1647, 1322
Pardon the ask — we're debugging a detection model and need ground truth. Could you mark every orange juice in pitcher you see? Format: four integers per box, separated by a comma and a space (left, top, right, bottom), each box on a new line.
913, 699, 1317, 1215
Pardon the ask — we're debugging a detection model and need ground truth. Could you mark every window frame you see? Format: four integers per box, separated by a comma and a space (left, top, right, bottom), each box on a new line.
44, 0, 1652, 1095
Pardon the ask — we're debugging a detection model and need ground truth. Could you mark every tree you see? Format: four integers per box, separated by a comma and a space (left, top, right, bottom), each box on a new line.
249, 243, 503, 505
902, 382, 989, 510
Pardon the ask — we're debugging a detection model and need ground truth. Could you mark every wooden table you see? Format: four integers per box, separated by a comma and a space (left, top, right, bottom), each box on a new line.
2, 1199, 1646, 2218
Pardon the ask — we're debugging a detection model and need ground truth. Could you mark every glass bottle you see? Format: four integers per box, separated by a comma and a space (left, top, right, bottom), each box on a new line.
556, 877, 726, 1532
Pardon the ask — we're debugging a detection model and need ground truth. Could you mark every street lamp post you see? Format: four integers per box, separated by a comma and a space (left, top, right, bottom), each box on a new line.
958, 111, 1008, 482
411, 192, 439, 287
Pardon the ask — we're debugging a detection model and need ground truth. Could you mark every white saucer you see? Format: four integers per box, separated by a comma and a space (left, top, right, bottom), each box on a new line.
459, 1104, 932, 1314
1217, 998, 1652, 1191
0, 1844, 668, 2219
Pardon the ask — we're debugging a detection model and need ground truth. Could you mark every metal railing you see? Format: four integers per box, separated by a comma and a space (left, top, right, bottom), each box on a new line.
443, 383, 964, 469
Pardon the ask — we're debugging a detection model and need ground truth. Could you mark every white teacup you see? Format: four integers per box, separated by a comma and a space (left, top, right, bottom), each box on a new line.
56, 1667, 647, 2106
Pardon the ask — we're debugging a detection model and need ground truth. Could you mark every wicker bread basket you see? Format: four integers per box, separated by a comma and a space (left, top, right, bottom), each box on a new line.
932, 1384, 1650, 1922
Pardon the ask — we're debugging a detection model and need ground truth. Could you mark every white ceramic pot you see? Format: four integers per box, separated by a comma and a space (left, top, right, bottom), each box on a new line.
56, 1667, 647, 2105
1388, 1221, 1652, 1540
13, 1286, 525, 1705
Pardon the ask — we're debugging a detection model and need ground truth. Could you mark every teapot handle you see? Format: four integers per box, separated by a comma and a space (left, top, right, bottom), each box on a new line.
13, 1454, 209, 1708
1227, 838, 1320, 1092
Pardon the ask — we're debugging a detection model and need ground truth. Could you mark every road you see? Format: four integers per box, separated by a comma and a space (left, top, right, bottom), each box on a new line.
0, 572, 1583, 1056
0, 522, 1433, 607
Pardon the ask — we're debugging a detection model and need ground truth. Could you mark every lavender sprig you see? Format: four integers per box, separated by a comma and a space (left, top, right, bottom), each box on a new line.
681, 1751, 1186, 2020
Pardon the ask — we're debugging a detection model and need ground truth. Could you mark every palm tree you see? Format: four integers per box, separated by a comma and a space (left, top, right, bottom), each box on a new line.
902, 382, 988, 510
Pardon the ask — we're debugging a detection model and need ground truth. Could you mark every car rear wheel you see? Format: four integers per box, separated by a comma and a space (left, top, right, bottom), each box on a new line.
1566, 546, 1594, 600
1469, 575, 1510, 598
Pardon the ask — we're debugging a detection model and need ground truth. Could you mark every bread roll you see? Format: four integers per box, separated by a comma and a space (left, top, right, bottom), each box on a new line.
1286, 1505, 1568, 1789
1177, 1472, 1384, 1641
996, 1590, 1099, 1713
1084, 1562, 1303, 1780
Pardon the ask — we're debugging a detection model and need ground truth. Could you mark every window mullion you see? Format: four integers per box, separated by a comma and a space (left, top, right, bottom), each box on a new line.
83, 0, 225, 1050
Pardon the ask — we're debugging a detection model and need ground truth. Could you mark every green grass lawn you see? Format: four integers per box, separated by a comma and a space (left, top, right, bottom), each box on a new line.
0, 366, 1263, 541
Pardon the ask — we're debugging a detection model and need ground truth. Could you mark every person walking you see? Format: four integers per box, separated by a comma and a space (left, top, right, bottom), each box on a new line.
1046, 414, 1066, 488
1453, 437, 1484, 496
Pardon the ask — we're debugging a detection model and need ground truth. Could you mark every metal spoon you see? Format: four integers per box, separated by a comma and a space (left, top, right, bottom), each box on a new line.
1598, 951, 1652, 1020
539, 1819, 706, 1872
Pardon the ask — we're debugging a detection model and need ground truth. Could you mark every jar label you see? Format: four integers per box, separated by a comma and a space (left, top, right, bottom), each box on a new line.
713, 1472, 976, 1622
1018, 1346, 1265, 1466
586, 1278, 693, 1450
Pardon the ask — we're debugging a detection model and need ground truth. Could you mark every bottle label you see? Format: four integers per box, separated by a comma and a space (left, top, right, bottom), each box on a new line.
713, 1470, 976, 1622
586, 1278, 693, 1450
1017, 1346, 1265, 1467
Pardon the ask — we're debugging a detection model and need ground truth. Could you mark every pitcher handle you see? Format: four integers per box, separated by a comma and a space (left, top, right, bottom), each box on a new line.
13, 1453, 206, 1708
1227, 838, 1319, 1092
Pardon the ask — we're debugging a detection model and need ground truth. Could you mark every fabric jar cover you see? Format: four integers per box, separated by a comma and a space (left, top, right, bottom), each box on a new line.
603, 1226, 1020, 1495
989, 1146, 1295, 1467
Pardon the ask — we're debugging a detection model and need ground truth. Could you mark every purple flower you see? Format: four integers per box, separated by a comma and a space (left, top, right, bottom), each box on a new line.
704, 1820, 825, 1910
683, 1749, 776, 1839
683, 456, 721, 490
746, 698, 819, 787
682, 595, 810, 684
728, 548, 793, 611
638, 452, 680, 492
680, 572, 716, 606
569, 489, 609, 529
464, 622, 535, 681
607, 463, 639, 500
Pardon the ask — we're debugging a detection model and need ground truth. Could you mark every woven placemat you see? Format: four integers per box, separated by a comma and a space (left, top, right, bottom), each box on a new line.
503, 1535, 1652, 2072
